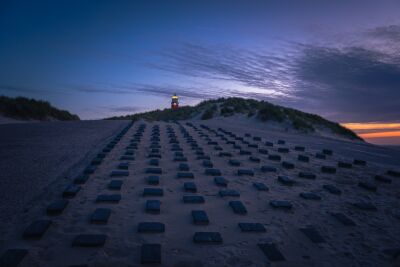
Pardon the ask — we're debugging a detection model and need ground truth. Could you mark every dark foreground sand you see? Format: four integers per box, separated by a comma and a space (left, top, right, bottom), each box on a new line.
0, 119, 399, 267
0, 120, 129, 246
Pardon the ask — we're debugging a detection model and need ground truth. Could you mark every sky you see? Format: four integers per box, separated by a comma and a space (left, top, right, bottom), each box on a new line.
0, 0, 400, 144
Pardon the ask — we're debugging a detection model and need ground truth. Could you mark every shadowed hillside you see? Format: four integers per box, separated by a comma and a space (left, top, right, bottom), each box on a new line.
0, 96, 80, 121
108, 97, 362, 141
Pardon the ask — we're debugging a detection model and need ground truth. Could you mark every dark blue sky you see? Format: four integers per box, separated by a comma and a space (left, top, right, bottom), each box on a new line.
1, 0, 400, 122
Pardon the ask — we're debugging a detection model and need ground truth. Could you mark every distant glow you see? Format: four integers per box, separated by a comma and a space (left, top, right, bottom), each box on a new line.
342, 123, 400, 130
358, 131, 400, 138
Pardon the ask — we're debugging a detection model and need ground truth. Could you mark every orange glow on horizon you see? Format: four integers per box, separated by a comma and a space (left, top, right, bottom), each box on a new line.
359, 131, 400, 138
342, 122, 400, 130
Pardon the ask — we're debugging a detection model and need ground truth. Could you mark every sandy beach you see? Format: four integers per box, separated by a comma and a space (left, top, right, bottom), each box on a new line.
0, 119, 399, 267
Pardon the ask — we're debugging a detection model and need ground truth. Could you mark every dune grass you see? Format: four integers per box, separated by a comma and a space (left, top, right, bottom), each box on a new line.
0, 96, 80, 121
108, 97, 362, 141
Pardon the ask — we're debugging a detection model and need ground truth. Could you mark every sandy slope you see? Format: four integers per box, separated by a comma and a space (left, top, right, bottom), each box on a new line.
0, 120, 129, 247
0, 118, 399, 267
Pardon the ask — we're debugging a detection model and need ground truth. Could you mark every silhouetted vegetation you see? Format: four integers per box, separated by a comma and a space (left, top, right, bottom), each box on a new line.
108, 97, 362, 141
0, 96, 80, 121
201, 105, 217, 120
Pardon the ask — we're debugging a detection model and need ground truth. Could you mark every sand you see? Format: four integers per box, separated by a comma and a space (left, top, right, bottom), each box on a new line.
0, 118, 399, 267
0, 120, 129, 247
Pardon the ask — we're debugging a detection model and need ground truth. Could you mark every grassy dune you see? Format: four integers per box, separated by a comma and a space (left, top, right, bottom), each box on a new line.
109, 97, 362, 141
0, 96, 80, 121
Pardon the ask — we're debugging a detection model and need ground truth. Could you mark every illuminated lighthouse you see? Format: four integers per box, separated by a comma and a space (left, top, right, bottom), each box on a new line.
171, 94, 179, 110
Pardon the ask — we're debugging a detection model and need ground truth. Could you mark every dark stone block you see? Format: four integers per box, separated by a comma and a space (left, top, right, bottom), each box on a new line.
90, 208, 111, 224
229, 201, 247, 214
265, 141, 274, 147
277, 140, 285, 145
253, 182, 269, 191
110, 170, 129, 177
147, 175, 160, 185
146, 200, 161, 214
47, 199, 68, 215
108, 180, 123, 190
214, 146, 223, 151
353, 159, 366, 166
125, 150, 135, 156
233, 145, 242, 149
214, 177, 228, 187
258, 243, 285, 261
237, 169, 254, 176
23, 220, 52, 239
299, 192, 321, 200
338, 161, 352, 168
298, 155, 309, 162
218, 152, 232, 157
249, 156, 260, 162
323, 184, 341, 195
192, 210, 209, 225
149, 159, 159, 166
229, 159, 241, 166
178, 163, 189, 171
322, 149, 333, 155
330, 212, 356, 226
184, 182, 197, 192
352, 202, 377, 211
72, 234, 107, 247
143, 188, 163, 197
294, 146, 305, 152
358, 181, 377, 192
248, 144, 258, 148
183, 195, 205, 203
83, 165, 96, 175
269, 200, 292, 209
193, 232, 222, 244
239, 150, 252, 155
258, 148, 269, 154
74, 174, 89, 185
387, 170, 400, 177
96, 194, 121, 203
278, 147, 289, 153
120, 155, 135, 161
205, 168, 221, 176
203, 160, 213, 168
238, 223, 266, 232
141, 244, 161, 264
63, 184, 81, 198
253, 136, 262, 141
299, 226, 325, 243
375, 175, 392, 183
268, 154, 281, 161
298, 172, 316, 179
315, 153, 326, 159
177, 172, 194, 179
278, 176, 295, 185
321, 166, 336, 174
174, 151, 184, 157
148, 153, 161, 158
174, 157, 188, 162
219, 189, 240, 197
118, 162, 129, 170
197, 155, 210, 160
146, 168, 162, 174
282, 161, 295, 169
0, 249, 28, 267
138, 222, 165, 233
261, 166, 277, 172
91, 157, 103, 165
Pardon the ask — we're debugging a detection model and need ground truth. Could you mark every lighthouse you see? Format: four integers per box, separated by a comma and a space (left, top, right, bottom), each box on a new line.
171, 94, 179, 110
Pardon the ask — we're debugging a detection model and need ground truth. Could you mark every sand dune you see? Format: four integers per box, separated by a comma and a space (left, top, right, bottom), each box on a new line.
0, 119, 399, 267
